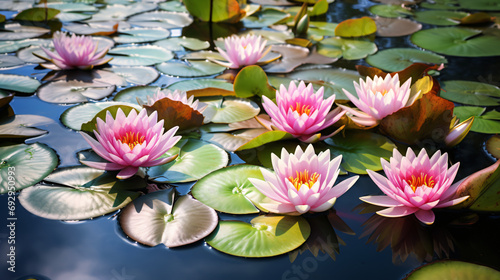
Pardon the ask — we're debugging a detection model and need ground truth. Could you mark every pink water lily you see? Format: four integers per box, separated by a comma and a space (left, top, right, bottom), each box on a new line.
249, 145, 359, 214
262, 81, 345, 142
360, 148, 469, 225
80, 108, 181, 179
338, 74, 418, 127
35, 31, 112, 70
216, 34, 271, 69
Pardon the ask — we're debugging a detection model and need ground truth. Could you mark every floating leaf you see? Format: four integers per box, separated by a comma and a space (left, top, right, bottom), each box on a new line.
61, 101, 140, 131
113, 28, 170, 44
406, 260, 500, 279
106, 66, 159, 86
234, 65, 276, 99
242, 7, 290, 28
0, 74, 41, 93
440, 80, 500, 106
369, 5, 413, 18
120, 190, 218, 247
159, 1, 189, 12
236, 130, 295, 151
203, 97, 260, 123
324, 131, 396, 174
366, 48, 447, 72
0, 54, 25, 68
167, 79, 234, 96
201, 128, 270, 152
108, 45, 174, 66
154, 37, 209, 51
183, 0, 243, 23
113, 86, 159, 104
128, 11, 193, 29
14, 7, 60, 21
0, 24, 49, 41
148, 139, 228, 183
88, 3, 156, 22
411, 27, 500, 57
143, 97, 204, 132
206, 215, 311, 257
0, 91, 13, 109
458, 0, 500, 11
191, 165, 268, 214
374, 17, 422, 37
453, 106, 500, 134
18, 166, 143, 220
156, 60, 226, 77
0, 143, 58, 193
80, 105, 138, 134
318, 37, 377, 60
0, 115, 52, 138
56, 12, 91, 22
0, 38, 51, 53
37, 80, 115, 104
486, 135, 500, 159
414, 10, 468, 26
335, 17, 377, 37
263, 44, 337, 73
64, 22, 121, 35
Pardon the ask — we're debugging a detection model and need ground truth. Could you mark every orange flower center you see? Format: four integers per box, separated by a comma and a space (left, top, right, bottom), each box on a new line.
288, 170, 320, 190
406, 173, 435, 192
120, 131, 145, 150
290, 102, 313, 116
375, 89, 389, 96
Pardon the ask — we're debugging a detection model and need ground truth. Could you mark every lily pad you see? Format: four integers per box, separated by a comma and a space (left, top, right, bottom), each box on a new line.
411, 27, 500, 57
108, 45, 174, 66
154, 37, 210, 51
406, 260, 500, 279
0, 115, 53, 138
106, 66, 159, 86
324, 131, 396, 174
366, 48, 447, 72
191, 165, 268, 214
0, 143, 58, 193
374, 17, 422, 37
369, 5, 413, 18
440, 80, 500, 106
335, 17, 377, 37
201, 128, 270, 152
166, 79, 234, 95
14, 7, 60, 21
203, 97, 260, 123
0, 38, 52, 53
413, 10, 468, 26
18, 166, 143, 220
63, 22, 123, 35
120, 189, 218, 247
0, 74, 41, 93
236, 130, 295, 151
0, 24, 49, 41
242, 7, 290, 28
318, 37, 377, 60
486, 135, 500, 159
156, 60, 226, 77
458, 0, 500, 11
56, 12, 92, 22
113, 28, 170, 44
233, 65, 276, 99
148, 139, 228, 183
183, 0, 243, 23
263, 44, 338, 73
88, 3, 156, 22
143, 97, 204, 132
60, 101, 140, 131
113, 86, 160, 104
453, 106, 500, 134
127, 11, 193, 29
37, 80, 115, 104
206, 215, 311, 257
0, 54, 25, 68
159, 1, 189, 12
80, 105, 138, 134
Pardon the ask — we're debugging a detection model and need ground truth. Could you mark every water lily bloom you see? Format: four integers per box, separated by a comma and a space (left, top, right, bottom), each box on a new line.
249, 145, 359, 214
262, 81, 345, 142
445, 116, 474, 147
216, 34, 271, 69
338, 74, 417, 127
80, 108, 181, 179
360, 148, 469, 225
35, 31, 112, 70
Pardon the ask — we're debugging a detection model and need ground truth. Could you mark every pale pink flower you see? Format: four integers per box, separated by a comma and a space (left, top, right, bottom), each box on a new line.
80, 108, 181, 179
338, 74, 417, 127
216, 34, 271, 69
445, 116, 474, 147
249, 145, 359, 214
36, 31, 112, 70
262, 81, 345, 142
143, 89, 206, 114
360, 148, 469, 225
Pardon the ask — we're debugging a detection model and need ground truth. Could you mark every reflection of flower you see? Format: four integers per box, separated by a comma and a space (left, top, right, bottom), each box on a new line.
216, 34, 271, 69
360, 148, 469, 225
80, 108, 181, 179
338, 74, 416, 127
36, 31, 112, 70
262, 81, 345, 142
249, 145, 358, 214
144, 88, 207, 114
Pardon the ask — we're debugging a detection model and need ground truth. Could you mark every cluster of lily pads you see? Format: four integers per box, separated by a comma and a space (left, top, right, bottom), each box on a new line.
1, 0, 500, 278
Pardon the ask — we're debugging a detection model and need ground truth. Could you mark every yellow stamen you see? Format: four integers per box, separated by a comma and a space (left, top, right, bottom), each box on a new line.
288, 170, 320, 190
290, 102, 313, 116
406, 173, 435, 192
120, 131, 145, 150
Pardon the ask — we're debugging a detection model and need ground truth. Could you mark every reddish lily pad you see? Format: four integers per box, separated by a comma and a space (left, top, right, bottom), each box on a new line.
263, 44, 337, 73
143, 97, 205, 132
374, 17, 422, 37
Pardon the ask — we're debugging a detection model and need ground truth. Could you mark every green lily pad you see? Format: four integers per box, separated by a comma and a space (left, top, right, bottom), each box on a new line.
335, 16, 377, 37
440, 80, 500, 106
0, 38, 51, 53
191, 164, 268, 214
0, 54, 25, 68
233, 65, 276, 99
60, 101, 140, 131
148, 139, 228, 183
0, 115, 53, 138
154, 37, 210, 51
14, 7, 60, 21
0, 143, 58, 193
406, 260, 500, 279
0, 74, 41, 93
453, 106, 500, 134
40, 2, 98, 12
201, 128, 270, 152
206, 215, 311, 257
0, 24, 49, 41
369, 5, 413, 18
18, 166, 143, 220
106, 66, 159, 86
37, 80, 115, 104
374, 17, 422, 37
108, 45, 174, 66
80, 105, 138, 134
88, 3, 156, 22
411, 27, 500, 57
113, 28, 170, 44
113, 86, 160, 104
242, 7, 290, 28
167, 79, 234, 94
458, 0, 500, 11
414, 10, 468, 26
263, 44, 337, 74
324, 131, 396, 174
128, 11, 193, 29
203, 97, 260, 123
318, 37, 377, 60
119, 189, 218, 247
56, 12, 91, 22
156, 60, 226, 77
183, 0, 243, 22
237, 130, 295, 151
159, 1, 189, 12
63, 22, 120, 35
366, 48, 447, 72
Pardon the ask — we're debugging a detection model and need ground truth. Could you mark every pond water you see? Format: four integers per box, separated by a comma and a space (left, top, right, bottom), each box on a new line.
1, 0, 500, 280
